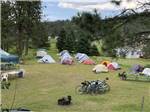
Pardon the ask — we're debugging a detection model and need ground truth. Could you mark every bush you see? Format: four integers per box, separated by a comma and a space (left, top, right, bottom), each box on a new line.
89, 45, 100, 56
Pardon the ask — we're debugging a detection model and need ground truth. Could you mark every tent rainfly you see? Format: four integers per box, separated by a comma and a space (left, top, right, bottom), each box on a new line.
0, 48, 19, 63
93, 64, 108, 73
75, 53, 95, 65
36, 49, 47, 58
38, 55, 56, 63
59, 50, 73, 65
142, 68, 150, 76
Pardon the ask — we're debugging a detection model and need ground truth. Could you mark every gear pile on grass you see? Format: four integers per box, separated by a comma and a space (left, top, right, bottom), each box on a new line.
76, 78, 110, 94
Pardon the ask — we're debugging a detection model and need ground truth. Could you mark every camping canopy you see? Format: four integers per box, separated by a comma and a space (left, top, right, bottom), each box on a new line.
36, 49, 47, 58
142, 68, 150, 76
93, 64, 108, 73
38, 55, 56, 63
59, 50, 73, 65
0, 48, 19, 63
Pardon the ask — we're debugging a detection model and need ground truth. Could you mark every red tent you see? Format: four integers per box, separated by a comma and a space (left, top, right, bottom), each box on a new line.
62, 59, 73, 65
107, 64, 116, 70
83, 59, 95, 65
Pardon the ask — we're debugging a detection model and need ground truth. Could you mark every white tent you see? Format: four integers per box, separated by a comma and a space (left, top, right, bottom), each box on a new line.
142, 68, 150, 76
0, 48, 10, 56
36, 49, 47, 58
38, 55, 56, 63
75, 53, 89, 63
111, 62, 121, 69
92, 64, 108, 73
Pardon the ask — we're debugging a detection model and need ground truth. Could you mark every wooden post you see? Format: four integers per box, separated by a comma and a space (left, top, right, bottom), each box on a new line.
141, 96, 144, 112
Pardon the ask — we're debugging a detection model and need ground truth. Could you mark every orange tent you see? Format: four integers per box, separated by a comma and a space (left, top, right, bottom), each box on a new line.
101, 61, 111, 67
83, 59, 95, 65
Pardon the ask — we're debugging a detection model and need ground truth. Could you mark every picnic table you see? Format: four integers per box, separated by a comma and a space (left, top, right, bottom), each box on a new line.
0, 62, 19, 71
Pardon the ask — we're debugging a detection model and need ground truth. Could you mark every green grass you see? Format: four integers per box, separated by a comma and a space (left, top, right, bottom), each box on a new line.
1, 39, 150, 112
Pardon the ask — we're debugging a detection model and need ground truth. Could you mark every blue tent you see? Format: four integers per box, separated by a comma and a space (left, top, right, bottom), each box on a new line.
0, 48, 19, 63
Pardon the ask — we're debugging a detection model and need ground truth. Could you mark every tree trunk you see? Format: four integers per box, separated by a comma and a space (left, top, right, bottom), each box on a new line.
25, 37, 29, 55
17, 24, 23, 56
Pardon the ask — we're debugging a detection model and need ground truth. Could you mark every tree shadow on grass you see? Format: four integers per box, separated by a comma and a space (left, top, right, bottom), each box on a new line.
124, 79, 150, 83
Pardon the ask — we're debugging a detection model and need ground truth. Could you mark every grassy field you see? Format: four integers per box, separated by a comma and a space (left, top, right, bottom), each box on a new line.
1, 40, 150, 112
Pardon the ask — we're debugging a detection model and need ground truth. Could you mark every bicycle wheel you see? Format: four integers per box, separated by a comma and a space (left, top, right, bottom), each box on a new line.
75, 85, 84, 94
104, 83, 110, 92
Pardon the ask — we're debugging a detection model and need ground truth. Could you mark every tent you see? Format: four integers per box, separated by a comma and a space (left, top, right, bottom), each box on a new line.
0, 48, 19, 63
75, 53, 89, 63
107, 62, 121, 70
36, 49, 47, 58
107, 64, 115, 70
75, 53, 95, 65
142, 68, 150, 76
59, 50, 73, 65
130, 65, 144, 74
101, 61, 111, 67
93, 64, 109, 73
83, 59, 95, 65
38, 55, 56, 63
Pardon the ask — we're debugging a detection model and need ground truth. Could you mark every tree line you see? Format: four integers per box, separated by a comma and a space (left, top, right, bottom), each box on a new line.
1, 0, 150, 58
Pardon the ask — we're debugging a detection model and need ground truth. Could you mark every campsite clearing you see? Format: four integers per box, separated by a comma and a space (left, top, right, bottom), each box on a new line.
1, 58, 150, 112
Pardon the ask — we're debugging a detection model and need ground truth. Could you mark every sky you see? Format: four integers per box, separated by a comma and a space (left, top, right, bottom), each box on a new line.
41, 0, 149, 21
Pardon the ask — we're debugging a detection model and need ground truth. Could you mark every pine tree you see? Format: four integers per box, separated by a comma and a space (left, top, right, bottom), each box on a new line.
56, 29, 66, 52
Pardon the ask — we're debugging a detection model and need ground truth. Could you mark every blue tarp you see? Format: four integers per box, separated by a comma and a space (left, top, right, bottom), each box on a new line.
0, 48, 19, 63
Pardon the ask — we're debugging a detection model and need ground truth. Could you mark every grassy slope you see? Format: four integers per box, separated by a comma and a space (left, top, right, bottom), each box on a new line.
2, 39, 150, 112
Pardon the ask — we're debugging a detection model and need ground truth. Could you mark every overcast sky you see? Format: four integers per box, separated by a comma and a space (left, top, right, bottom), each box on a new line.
41, 0, 149, 21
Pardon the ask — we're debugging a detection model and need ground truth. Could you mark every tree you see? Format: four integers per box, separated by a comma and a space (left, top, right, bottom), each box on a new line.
76, 33, 91, 55
72, 10, 102, 41
1, 1, 15, 51
56, 29, 66, 52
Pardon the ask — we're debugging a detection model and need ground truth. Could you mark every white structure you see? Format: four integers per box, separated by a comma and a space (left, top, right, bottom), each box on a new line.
36, 49, 47, 58
92, 64, 108, 73
142, 68, 150, 76
116, 48, 143, 58
38, 55, 56, 63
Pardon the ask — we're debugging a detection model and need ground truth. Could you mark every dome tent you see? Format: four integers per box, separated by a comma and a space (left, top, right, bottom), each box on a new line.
101, 61, 111, 67
59, 50, 73, 65
38, 55, 56, 63
0, 48, 19, 63
142, 68, 150, 76
75, 53, 95, 65
107, 62, 121, 70
92, 64, 108, 73
130, 64, 144, 74
75, 53, 89, 63
36, 49, 47, 58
